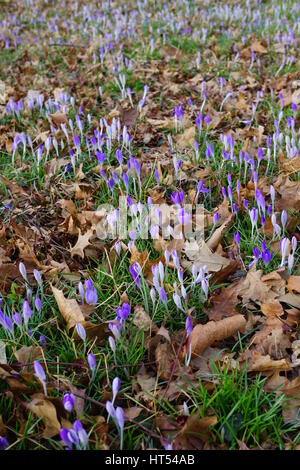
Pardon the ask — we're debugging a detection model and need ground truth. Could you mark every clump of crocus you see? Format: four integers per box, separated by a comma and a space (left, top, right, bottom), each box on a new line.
60, 420, 88, 450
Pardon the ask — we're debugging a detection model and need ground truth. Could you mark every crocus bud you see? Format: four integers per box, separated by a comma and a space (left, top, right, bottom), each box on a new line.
62, 393, 75, 412
33, 360, 47, 396
22, 300, 33, 326
106, 400, 115, 421
88, 353, 96, 372
108, 336, 116, 353
33, 269, 42, 286
19, 262, 28, 281
112, 377, 121, 404
76, 323, 86, 341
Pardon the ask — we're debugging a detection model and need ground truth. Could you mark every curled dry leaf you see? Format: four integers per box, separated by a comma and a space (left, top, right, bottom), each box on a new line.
247, 352, 290, 372
51, 285, 85, 331
206, 215, 234, 251
189, 314, 246, 358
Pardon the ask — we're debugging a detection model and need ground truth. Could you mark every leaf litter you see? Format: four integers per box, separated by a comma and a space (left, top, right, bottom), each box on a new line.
0, 0, 299, 452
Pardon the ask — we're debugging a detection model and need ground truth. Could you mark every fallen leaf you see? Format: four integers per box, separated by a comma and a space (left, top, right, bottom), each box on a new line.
174, 413, 217, 449
27, 395, 61, 438
288, 276, 300, 294
189, 315, 246, 357
133, 305, 153, 331
183, 239, 230, 273
51, 285, 85, 331
70, 229, 94, 259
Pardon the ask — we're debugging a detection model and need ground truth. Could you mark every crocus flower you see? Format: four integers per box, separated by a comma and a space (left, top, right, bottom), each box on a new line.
116, 303, 131, 322
62, 393, 75, 413
60, 420, 88, 450
87, 353, 96, 372
73, 420, 88, 449
34, 361, 47, 396
129, 263, 141, 289
185, 316, 193, 366
76, 323, 86, 341
0, 437, 8, 450
112, 377, 121, 405
12, 313, 22, 329
22, 300, 33, 327
39, 335, 46, 347
262, 249, 273, 266
158, 287, 167, 306
19, 262, 28, 282
106, 400, 116, 422
33, 269, 42, 286
108, 336, 116, 354
115, 407, 125, 450
85, 285, 98, 305
35, 297, 42, 311
279, 238, 290, 268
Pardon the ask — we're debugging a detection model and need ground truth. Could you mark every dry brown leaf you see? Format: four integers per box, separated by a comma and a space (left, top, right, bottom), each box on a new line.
205, 280, 242, 321
51, 285, 85, 331
70, 229, 94, 259
175, 126, 195, 149
279, 293, 300, 309
183, 239, 230, 273
189, 314, 246, 357
14, 346, 42, 365
155, 341, 174, 380
206, 215, 234, 251
288, 276, 300, 294
174, 413, 217, 449
27, 395, 61, 438
261, 301, 284, 318
124, 407, 143, 421
50, 112, 68, 126
238, 268, 278, 305
248, 352, 290, 372
250, 40, 268, 54
133, 305, 153, 331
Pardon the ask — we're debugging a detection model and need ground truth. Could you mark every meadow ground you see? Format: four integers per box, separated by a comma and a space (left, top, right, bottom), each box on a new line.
0, 0, 299, 451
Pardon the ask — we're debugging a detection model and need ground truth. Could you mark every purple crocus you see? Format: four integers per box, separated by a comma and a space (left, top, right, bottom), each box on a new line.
115, 407, 125, 450
87, 353, 96, 373
129, 263, 141, 289
112, 377, 121, 405
158, 287, 167, 306
60, 420, 88, 450
76, 323, 86, 341
33, 361, 47, 396
62, 393, 75, 413
234, 232, 241, 247
116, 303, 131, 322
22, 300, 33, 327
0, 437, 8, 450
